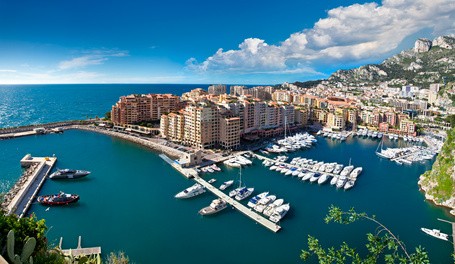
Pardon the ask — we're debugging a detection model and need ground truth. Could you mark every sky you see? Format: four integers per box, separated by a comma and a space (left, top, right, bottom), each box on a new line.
0, 0, 453, 85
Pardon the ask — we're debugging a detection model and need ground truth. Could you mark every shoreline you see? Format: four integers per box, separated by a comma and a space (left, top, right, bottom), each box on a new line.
418, 175, 455, 216
70, 125, 186, 160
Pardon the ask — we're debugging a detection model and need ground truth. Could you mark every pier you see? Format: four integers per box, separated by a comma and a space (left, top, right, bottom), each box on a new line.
437, 218, 455, 253
193, 176, 281, 233
59, 236, 102, 257
3, 154, 57, 218
160, 153, 281, 233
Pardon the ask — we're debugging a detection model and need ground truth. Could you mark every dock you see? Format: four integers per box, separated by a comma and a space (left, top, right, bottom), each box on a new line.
193, 176, 281, 233
4, 154, 57, 218
160, 153, 281, 233
437, 218, 455, 253
59, 236, 101, 257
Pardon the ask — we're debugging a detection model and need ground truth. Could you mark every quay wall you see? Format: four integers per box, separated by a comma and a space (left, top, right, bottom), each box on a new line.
0, 120, 89, 135
72, 125, 185, 158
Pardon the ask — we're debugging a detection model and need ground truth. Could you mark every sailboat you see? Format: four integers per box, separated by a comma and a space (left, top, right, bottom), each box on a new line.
229, 167, 245, 197
375, 137, 391, 158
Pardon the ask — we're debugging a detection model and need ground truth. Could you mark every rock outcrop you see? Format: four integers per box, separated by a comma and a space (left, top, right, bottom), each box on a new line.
414, 38, 432, 53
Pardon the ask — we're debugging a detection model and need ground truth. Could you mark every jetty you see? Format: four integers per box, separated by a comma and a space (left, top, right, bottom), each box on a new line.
160, 154, 281, 233
59, 236, 101, 257
437, 218, 455, 253
2, 154, 57, 218
193, 176, 281, 233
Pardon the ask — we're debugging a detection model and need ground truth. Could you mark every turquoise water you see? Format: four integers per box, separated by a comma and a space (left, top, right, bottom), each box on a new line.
0, 130, 453, 263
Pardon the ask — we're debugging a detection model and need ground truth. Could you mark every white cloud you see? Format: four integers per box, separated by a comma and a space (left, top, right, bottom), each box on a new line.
188, 0, 455, 74
0, 69, 16, 73
58, 49, 128, 70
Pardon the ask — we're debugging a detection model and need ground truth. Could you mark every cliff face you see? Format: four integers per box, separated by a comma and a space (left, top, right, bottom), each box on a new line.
419, 128, 455, 215
327, 35, 455, 88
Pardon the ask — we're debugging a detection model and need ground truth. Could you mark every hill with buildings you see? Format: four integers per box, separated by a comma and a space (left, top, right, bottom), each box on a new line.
320, 35, 455, 89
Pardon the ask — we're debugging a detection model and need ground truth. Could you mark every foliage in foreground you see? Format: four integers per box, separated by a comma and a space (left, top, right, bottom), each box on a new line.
300, 206, 436, 264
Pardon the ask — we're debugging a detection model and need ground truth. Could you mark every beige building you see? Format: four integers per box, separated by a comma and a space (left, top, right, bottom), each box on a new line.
219, 116, 241, 149
111, 94, 179, 125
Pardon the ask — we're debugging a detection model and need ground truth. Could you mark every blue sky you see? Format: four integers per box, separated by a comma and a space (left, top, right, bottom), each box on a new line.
0, 0, 453, 85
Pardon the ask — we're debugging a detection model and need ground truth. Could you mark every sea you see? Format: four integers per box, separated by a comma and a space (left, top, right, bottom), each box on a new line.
0, 84, 453, 263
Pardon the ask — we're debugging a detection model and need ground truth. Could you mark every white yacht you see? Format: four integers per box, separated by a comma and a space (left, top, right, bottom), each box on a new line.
344, 179, 355, 190
330, 175, 339, 185
340, 165, 354, 177
336, 175, 347, 189
235, 187, 254, 201
263, 199, 284, 217
247, 192, 269, 208
175, 183, 206, 199
302, 172, 313, 181
254, 195, 277, 213
318, 174, 330, 184
270, 203, 290, 223
421, 228, 449, 241
309, 173, 321, 183
350, 167, 363, 178
199, 198, 227, 215
219, 180, 234, 190
333, 164, 343, 175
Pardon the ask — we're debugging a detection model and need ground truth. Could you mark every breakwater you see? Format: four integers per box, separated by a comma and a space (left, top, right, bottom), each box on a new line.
72, 125, 186, 158
0, 120, 89, 135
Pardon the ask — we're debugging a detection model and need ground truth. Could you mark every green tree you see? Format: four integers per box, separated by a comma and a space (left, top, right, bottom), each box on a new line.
104, 112, 111, 120
301, 206, 434, 264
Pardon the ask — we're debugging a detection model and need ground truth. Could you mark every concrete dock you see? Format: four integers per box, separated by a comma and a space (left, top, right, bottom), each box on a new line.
59, 236, 102, 257
4, 154, 57, 218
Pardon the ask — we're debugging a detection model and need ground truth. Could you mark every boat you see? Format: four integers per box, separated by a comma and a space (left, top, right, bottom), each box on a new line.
235, 187, 254, 201
219, 180, 234, 190
317, 174, 330, 184
269, 203, 290, 223
350, 167, 363, 178
199, 198, 228, 215
336, 175, 347, 189
37, 191, 79, 205
344, 179, 355, 190
309, 173, 321, 183
208, 178, 216, 184
421, 228, 449, 241
49, 169, 90, 179
247, 192, 269, 208
254, 195, 277, 213
175, 183, 206, 198
330, 175, 339, 185
263, 199, 284, 217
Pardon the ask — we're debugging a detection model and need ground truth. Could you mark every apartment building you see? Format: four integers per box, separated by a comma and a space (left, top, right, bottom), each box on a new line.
111, 93, 179, 125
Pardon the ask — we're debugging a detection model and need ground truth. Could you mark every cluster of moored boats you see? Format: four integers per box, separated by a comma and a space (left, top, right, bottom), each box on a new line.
354, 129, 384, 139
37, 168, 90, 206
376, 144, 436, 165
223, 155, 253, 168
264, 133, 317, 153
197, 164, 222, 173
247, 192, 290, 223
262, 156, 362, 190
316, 130, 347, 141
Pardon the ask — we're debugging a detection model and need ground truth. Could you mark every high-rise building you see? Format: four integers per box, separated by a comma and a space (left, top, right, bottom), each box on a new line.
208, 84, 227, 95
111, 94, 180, 125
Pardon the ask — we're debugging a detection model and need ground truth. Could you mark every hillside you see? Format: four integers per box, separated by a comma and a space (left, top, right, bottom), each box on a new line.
324, 35, 455, 88
419, 127, 455, 215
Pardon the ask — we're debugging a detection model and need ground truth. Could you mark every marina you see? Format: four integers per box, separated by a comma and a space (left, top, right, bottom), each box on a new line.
0, 128, 451, 263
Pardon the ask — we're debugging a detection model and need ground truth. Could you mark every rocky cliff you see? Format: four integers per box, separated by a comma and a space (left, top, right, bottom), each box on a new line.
327, 35, 455, 88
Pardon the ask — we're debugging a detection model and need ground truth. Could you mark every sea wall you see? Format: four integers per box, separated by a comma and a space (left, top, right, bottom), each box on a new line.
72, 125, 186, 159
0, 120, 89, 135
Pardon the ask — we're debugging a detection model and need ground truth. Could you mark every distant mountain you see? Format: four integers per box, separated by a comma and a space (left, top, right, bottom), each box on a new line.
319, 35, 455, 88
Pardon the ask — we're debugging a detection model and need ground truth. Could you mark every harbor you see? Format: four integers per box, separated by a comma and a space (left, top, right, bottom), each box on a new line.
1, 154, 57, 218
0, 128, 451, 263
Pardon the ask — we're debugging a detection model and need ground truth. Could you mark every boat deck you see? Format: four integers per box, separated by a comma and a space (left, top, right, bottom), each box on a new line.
193, 176, 281, 233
